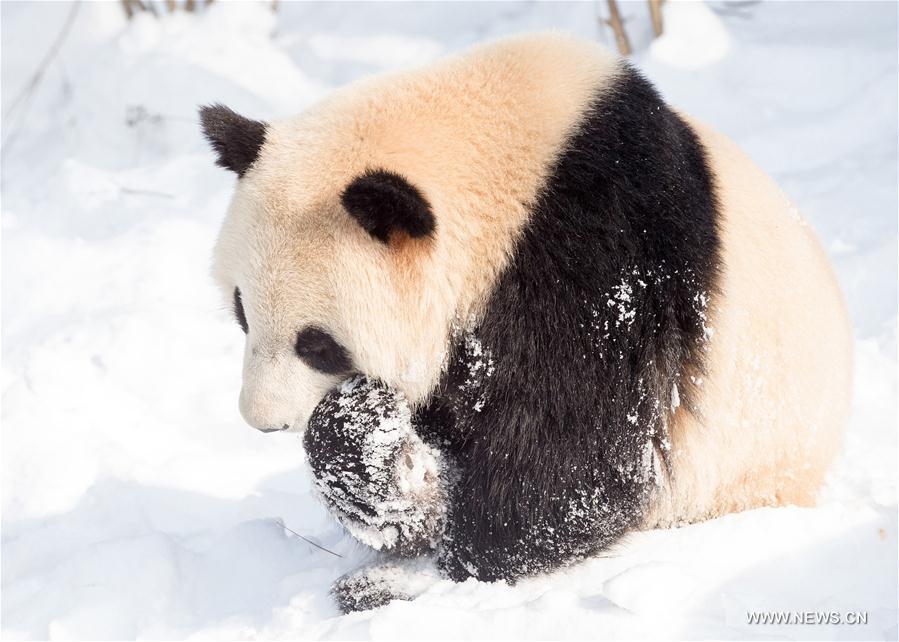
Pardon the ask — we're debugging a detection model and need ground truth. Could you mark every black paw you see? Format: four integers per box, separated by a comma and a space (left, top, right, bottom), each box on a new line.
331, 571, 412, 613
305, 376, 446, 556
330, 558, 440, 613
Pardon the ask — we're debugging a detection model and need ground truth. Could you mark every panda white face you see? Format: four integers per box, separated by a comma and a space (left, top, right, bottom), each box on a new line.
205, 105, 447, 433
211, 179, 346, 432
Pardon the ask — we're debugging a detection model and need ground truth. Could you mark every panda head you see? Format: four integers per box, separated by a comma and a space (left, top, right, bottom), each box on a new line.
201, 102, 448, 434
201, 35, 612, 433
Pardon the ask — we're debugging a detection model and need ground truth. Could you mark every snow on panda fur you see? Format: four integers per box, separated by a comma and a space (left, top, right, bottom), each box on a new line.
203, 33, 852, 611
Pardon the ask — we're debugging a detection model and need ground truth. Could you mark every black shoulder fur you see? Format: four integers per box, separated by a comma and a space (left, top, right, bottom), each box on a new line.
427, 63, 721, 581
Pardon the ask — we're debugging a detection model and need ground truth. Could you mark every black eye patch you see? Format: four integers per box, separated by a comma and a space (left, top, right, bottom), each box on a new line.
295, 327, 352, 375
233, 287, 248, 334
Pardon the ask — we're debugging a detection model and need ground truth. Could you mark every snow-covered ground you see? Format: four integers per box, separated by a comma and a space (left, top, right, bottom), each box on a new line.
2, 1, 896, 639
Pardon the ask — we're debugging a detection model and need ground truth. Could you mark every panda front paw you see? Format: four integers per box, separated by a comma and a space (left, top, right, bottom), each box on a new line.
331, 557, 440, 613
304, 376, 447, 557
332, 570, 410, 613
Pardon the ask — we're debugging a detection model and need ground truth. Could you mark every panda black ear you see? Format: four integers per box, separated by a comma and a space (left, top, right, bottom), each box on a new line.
199, 103, 267, 178
341, 169, 435, 244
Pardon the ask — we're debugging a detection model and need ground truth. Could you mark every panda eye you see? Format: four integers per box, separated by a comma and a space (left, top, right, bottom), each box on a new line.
295, 326, 352, 375
233, 287, 248, 334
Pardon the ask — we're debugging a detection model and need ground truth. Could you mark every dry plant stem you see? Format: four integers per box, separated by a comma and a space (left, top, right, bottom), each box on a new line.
605, 0, 631, 56
649, 0, 664, 37
2, 0, 81, 156
121, 0, 154, 19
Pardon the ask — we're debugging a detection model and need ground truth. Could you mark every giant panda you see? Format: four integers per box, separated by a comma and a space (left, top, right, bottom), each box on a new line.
202, 33, 852, 612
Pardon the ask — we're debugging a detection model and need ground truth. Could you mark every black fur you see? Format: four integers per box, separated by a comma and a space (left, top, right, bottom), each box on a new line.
341, 169, 435, 244
304, 381, 409, 530
425, 64, 721, 582
304, 377, 445, 559
295, 327, 353, 375
331, 571, 413, 613
233, 287, 248, 334
199, 104, 267, 177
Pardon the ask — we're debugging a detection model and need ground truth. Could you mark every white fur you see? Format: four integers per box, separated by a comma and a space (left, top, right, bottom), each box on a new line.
644, 117, 852, 523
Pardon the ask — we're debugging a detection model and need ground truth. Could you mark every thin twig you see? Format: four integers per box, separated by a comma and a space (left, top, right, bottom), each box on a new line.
123, 0, 155, 18
118, 185, 175, 199
605, 0, 631, 56
2, 1, 81, 157
134, 0, 155, 16
281, 522, 343, 558
649, 0, 663, 37
3, 1, 80, 120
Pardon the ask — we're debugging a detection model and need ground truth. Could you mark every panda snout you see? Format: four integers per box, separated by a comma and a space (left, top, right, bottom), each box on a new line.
237, 353, 331, 434
240, 409, 295, 434
254, 424, 290, 434
239, 408, 289, 433
238, 387, 301, 434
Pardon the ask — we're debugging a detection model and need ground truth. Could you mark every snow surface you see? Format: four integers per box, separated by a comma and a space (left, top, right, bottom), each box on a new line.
2, 1, 896, 639
649, 0, 730, 69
